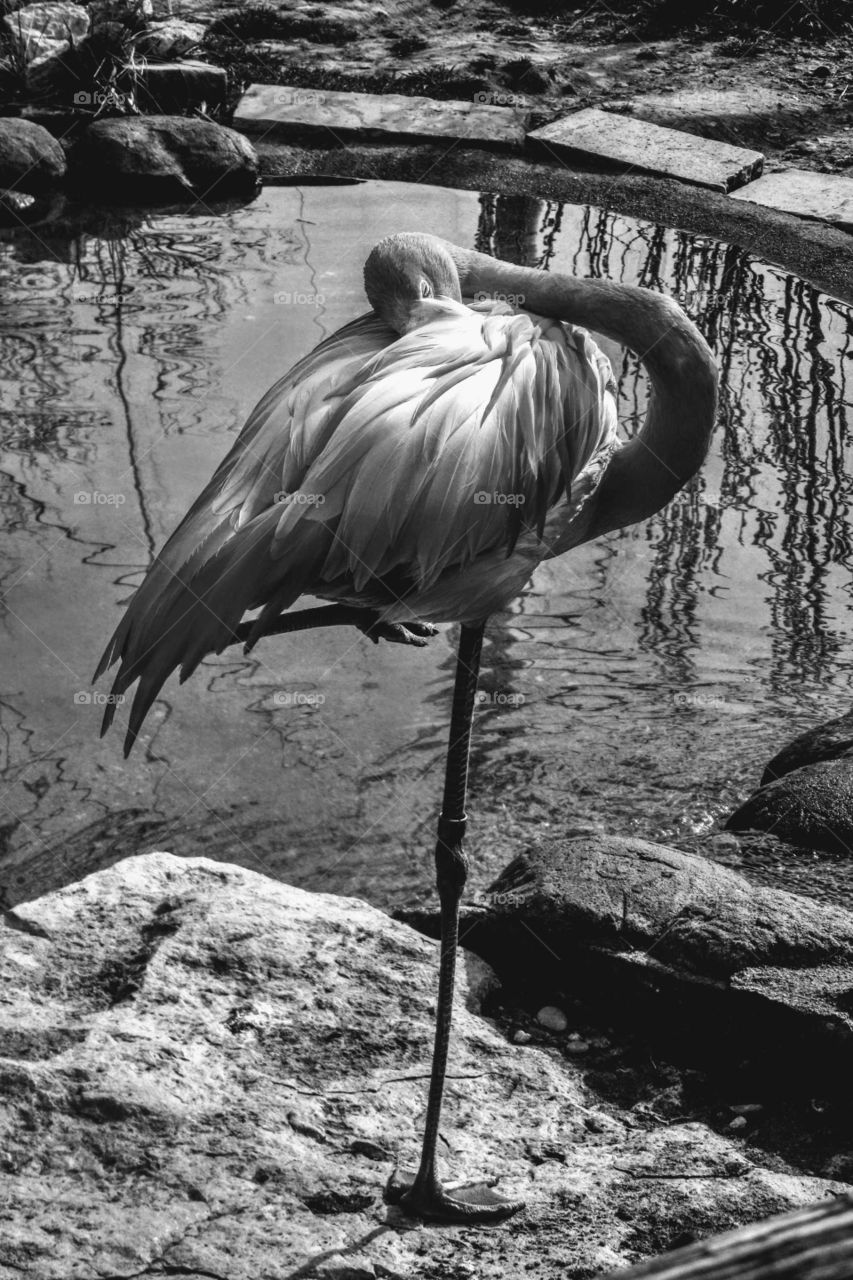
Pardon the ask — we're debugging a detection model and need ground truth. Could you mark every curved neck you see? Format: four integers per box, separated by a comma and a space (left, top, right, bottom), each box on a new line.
439, 240, 719, 539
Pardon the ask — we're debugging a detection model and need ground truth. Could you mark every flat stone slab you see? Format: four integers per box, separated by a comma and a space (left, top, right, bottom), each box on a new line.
130, 59, 227, 112
527, 107, 763, 193
731, 169, 853, 231
233, 82, 528, 150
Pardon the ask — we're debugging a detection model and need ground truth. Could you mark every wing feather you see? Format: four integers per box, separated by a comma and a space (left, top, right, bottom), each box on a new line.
97, 296, 618, 751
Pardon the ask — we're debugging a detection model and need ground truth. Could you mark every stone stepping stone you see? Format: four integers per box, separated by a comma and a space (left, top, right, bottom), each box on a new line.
527, 106, 763, 193
731, 169, 853, 231
233, 83, 528, 151
129, 60, 227, 113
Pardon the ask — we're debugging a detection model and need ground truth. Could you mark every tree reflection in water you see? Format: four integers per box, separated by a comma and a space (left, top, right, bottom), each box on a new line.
476, 191, 853, 690
470, 193, 853, 905
1, 187, 853, 913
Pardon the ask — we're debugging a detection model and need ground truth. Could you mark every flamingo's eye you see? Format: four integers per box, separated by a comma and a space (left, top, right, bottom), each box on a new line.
420, 279, 433, 298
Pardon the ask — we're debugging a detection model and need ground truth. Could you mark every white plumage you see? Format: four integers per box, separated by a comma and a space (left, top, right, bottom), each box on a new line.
96, 294, 618, 753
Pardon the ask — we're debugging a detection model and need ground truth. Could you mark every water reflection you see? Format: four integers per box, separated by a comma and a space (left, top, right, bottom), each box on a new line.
1, 183, 852, 914
468, 193, 853, 906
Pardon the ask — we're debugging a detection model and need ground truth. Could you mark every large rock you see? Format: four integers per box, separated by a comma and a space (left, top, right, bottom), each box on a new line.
1, 851, 843, 1278
2, 1, 89, 59
2, 1, 89, 94
726, 759, 853, 856
762, 707, 853, 784
69, 116, 259, 201
0, 116, 66, 192
410, 836, 853, 1091
133, 17, 206, 59
485, 835, 853, 976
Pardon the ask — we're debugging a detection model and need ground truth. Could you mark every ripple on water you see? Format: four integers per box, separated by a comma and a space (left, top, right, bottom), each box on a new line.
0, 185, 852, 913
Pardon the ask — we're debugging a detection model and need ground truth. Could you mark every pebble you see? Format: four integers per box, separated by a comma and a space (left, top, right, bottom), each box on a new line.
727, 1115, 748, 1131
287, 1110, 326, 1142
536, 1005, 568, 1032
730, 1103, 764, 1115
512, 1028, 532, 1045
565, 1038, 591, 1055
0, 189, 36, 218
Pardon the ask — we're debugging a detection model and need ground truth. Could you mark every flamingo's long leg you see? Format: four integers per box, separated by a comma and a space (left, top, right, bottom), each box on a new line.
389, 622, 524, 1224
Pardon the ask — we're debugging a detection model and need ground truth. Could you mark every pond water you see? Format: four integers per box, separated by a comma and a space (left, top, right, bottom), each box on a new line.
2, 180, 853, 913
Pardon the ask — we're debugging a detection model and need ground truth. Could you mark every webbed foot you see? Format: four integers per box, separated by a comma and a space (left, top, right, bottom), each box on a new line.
385, 1168, 524, 1224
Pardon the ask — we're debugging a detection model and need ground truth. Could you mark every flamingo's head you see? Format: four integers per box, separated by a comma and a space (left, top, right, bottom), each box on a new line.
363, 232, 462, 335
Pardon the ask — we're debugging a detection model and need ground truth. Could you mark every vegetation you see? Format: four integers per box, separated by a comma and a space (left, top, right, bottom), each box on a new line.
0, 0, 148, 112
585, 0, 853, 40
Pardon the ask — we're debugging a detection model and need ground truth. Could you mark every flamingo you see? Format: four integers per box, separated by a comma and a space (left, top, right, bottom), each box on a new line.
96, 232, 718, 1223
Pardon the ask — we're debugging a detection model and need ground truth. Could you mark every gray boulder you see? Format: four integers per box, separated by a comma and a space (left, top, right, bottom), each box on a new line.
762, 707, 853, 783
2, 1, 90, 93
1, 851, 843, 1278
0, 117, 66, 192
726, 758, 853, 856
69, 115, 259, 200
486, 834, 853, 976
132, 17, 206, 59
429, 835, 853, 1091
2, 1, 89, 56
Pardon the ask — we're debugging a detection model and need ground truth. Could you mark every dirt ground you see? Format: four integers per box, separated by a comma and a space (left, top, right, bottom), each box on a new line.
185, 0, 853, 174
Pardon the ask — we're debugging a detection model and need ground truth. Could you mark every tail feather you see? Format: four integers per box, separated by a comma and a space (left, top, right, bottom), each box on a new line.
101, 505, 331, 755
